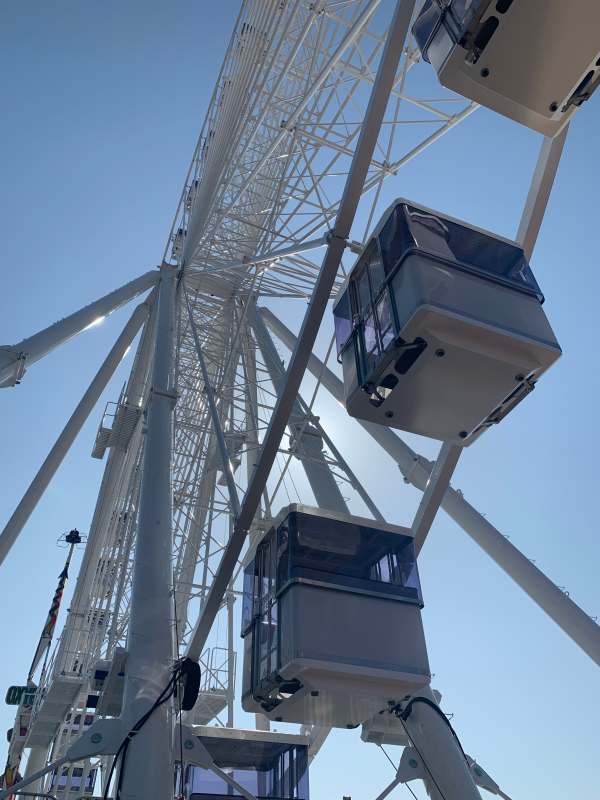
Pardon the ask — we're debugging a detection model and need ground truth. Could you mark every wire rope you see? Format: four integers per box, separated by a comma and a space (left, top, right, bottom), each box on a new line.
377, 743, 419, 800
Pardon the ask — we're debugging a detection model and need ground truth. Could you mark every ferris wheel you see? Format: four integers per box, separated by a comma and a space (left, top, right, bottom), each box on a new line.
0, 2, 599, 799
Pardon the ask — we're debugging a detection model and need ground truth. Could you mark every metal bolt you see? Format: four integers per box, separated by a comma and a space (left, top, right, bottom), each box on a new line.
435, 348, 445, 358
184, 739, 194, 750
549, 102, 559, 112
409, 758, 419, 769
481, 67, 490, 78
385, 410, 394, 419
459, 430, 468, 439
91, 733, 102, 744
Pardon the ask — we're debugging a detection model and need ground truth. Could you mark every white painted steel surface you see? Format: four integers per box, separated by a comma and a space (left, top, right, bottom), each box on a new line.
2, 1, 595, 798
0, 300, 150, 567
119, 265, 177, 800
415, 0, 600, 135
0, 271, 157, 388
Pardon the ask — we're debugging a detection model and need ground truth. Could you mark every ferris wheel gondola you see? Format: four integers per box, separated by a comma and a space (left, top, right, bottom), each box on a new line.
0, 1, 598, 799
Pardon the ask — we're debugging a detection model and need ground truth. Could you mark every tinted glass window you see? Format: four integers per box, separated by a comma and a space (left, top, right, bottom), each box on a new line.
449, 0, 471, 22
242, 570, 255, 633
370, 551, 421, 596
404, 204, 542, 298
452, 0, 487, 25
85, 770, 96, 793
361, 313, 380, 379
363, 313, 379, 358
356, 268, 371, 314
354, 324, 369, 385
376, 292, 395, 350
276, 526, 290, 590
333, 290, 352, 356
188, 744, 309, 800
405, 210, 455, 260
412, 0, 437, 60
379, 206, 413, 274
286, 512, 422, 603
366, 241, 385, 296
444, 216, 537, 290
256, 616, 272, 682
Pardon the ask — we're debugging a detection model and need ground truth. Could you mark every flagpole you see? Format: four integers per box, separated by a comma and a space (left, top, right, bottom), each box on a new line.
27, 529, 82, 682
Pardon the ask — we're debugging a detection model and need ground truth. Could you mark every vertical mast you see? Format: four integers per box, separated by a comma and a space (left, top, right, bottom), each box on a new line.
118, 264, 177, 800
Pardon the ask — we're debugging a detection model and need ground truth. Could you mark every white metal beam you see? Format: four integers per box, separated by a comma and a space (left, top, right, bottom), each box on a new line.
248, 302, 349, 514
184, 289, 241, 517
119, 264, 177, 799
191, 236, 328, 277
0, 270, 158, 387
412, 442, 462, 554
517, 126, 569, 260
0, 297, 151, 568
184, 0, 385, 265
185, 0, 417, 662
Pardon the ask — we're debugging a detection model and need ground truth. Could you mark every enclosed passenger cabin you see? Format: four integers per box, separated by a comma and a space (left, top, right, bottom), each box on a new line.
184, 726, 309, 800
332, 199, 561, 446
412, 0, 600, 136
241, 505, 430, 728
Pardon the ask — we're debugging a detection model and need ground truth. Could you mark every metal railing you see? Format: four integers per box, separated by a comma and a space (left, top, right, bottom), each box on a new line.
199, 646, 235, 694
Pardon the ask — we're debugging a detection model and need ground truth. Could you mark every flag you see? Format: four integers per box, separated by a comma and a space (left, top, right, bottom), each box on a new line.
27, 547, 74, 681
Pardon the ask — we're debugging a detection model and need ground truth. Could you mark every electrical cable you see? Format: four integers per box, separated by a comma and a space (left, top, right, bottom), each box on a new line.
396, 697, 469, 764
404, 782, 419, 800
380, 698, 464, 800
373, 696, 463, 800
117, 674, 178, 799
403, 783, 419, 800
172, 572, 185, 800
102, 668, 181, 800
103, 597, 201, 800
395, 715, 448, 800
377, 744, 419, 800
378, 744, 398, 771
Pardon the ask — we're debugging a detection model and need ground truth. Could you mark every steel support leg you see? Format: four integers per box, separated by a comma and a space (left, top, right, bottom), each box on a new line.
260, 307, 600, 667
118, 264, 177, 800
57, 298, 158, 670
397, 689, 481, 800
412, 442, 462, 554
0, 271, 157, 388
22, 746, 48, 799
0, 299, 150, 568
226, 589, 235, 728
517, 126, 568, 260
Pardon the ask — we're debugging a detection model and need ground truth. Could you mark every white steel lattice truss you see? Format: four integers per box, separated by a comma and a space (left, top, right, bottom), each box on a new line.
1, 1, 598, 799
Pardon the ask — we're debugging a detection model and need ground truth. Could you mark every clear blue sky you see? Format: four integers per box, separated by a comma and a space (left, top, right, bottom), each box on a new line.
1, 2, 599, 799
